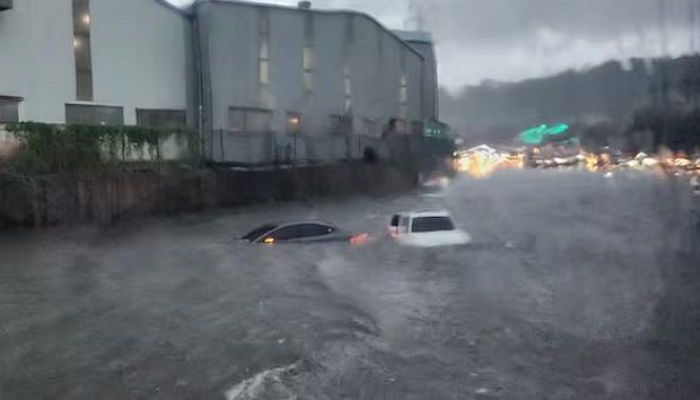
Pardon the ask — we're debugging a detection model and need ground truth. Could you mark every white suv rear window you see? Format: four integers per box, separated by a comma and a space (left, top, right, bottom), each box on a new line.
411, 217, 455, 233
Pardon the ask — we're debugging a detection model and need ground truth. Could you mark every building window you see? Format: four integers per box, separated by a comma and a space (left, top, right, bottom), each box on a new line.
258, 10, 271, 86
303, 47, 314, 71
136, 109, 187, 129
343, 15, 354, 112
303, 47, 314, 93
399, 75, 408, 119
303, 12, 314, 96
0, 96, 21, 123
330, 115, 352, 136
229, 107, 273, 133
72, 0, 93, 101
343, 66, 352, 112
286, 112, 302, 135
65, 104, 124, 126
259, 40, 270, 85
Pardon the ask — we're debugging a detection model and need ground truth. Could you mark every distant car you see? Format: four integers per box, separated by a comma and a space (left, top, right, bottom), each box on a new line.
388, 211, 472, 247
242, 221, 368, 245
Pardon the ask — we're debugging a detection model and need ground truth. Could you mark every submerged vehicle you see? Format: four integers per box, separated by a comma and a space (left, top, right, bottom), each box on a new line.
388, 211, 472, 247
243, 221, 369, 245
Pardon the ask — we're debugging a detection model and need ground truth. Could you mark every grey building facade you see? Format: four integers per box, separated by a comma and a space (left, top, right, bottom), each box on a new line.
393, 30, 439, 122
0, 0, 192, 127
0, 0, 440, 163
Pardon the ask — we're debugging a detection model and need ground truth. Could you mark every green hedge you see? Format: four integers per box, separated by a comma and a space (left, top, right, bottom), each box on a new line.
5, 122, 199, 174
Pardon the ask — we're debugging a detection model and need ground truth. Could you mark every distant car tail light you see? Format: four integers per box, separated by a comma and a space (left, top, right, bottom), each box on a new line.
350, 233, 370, 246
263, 237, 275, 244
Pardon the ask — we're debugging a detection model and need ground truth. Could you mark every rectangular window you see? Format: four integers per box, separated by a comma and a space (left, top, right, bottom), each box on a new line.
258, 10, 271, 86
0, 96, 21, 123
343, 66, 352, 112
303, 47, 314, 71
229, 107, 273, 133
259, 40, 270, 85
65, 104, 124, 125
303, 71, 314, 93
72, 0, 93, 101
411, 217, 455, 233
286, 112, 302, 135
303, 12, 314, 95
303, 47, 314, 93
259, 58, 270, 85
136, 109, 187, 129
260, 40, 269, 60
399, 75, 408, 119
399, 75, 408, 104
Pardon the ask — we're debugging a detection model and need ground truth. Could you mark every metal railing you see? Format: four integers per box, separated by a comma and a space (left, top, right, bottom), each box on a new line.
210, 130, 404, 166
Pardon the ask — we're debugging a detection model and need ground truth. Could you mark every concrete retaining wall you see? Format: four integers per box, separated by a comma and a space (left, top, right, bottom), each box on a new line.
0, 163, 417, 229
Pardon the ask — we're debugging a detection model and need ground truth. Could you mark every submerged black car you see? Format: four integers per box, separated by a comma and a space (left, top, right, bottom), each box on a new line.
242, 221, 368, 244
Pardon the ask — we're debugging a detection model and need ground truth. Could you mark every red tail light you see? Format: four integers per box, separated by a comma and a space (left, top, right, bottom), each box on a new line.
350, 233, 370, 246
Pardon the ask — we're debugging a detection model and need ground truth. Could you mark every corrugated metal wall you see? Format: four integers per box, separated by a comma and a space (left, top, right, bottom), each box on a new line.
0, 0, 192, 125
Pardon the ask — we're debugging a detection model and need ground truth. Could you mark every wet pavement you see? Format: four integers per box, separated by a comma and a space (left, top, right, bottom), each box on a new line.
1, 170, 699, 399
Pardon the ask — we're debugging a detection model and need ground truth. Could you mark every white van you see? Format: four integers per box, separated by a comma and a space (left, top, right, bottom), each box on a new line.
389, 211, 472, 247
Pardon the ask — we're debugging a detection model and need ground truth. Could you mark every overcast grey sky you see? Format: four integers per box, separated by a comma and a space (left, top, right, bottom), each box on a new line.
167, 0, 700, 91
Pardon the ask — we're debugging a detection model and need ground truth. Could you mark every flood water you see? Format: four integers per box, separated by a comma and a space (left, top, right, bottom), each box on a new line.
1, 170, 699, 399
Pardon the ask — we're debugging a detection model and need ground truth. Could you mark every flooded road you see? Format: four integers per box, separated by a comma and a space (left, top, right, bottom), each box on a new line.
1, 170, 699, 399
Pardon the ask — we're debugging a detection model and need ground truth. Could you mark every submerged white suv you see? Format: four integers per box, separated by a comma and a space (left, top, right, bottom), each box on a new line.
389, 211, 472, 248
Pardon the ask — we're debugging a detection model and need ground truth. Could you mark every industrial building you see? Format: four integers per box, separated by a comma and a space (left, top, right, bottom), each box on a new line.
0, 0, 442, 164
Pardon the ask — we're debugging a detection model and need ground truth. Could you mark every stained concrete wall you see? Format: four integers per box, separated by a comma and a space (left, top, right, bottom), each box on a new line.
0, 164, 418, 229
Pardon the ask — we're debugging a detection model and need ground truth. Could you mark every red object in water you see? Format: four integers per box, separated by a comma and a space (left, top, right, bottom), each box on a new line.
350, 233, 370, 246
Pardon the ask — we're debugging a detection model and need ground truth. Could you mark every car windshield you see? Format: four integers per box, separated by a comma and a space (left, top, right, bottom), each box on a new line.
242, 224, 277, 241
411, 217, 455, 233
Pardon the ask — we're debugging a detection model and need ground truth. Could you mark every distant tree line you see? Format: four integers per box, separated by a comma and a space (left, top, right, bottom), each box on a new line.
441, 55, 700, 152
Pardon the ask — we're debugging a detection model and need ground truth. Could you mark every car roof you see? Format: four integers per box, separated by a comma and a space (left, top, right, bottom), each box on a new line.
393, 211, 452, 219
274, 220, 338, 228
